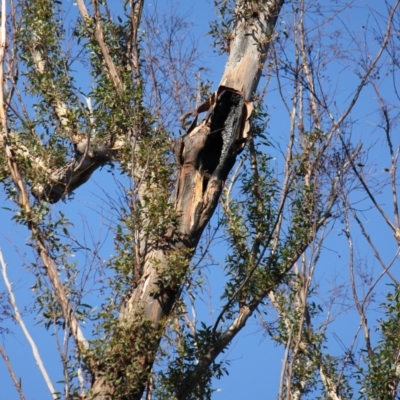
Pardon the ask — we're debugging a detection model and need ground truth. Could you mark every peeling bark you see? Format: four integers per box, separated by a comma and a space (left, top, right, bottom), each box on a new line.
89, 85, 253, 399
8, 0, 287, 398
119, 87, 252, 325
175, 86, 251, 239
90, 1, 285, 399
28, 0, 283, 206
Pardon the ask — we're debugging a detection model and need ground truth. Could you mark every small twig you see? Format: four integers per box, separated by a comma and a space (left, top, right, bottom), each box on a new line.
0, 344, 26, 400
349, 204, 400, 286
342, 205, 373, 357
279, 327, 292, 400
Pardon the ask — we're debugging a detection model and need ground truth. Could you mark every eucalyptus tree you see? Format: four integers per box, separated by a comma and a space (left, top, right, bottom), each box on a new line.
1, 0, 400, 399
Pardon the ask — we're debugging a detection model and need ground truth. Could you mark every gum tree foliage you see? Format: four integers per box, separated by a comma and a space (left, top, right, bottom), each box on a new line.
1, 0, 400, 399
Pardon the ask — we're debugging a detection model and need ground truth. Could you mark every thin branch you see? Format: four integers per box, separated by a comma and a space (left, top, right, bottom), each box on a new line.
343, 205, 373, 358
341, 136, 396, 233
329, 0, 400, 132
0, 344, 26, 400
372, 82, 400, 230
0, 249, 56, 399
279, 326, 292, 400
349, 204, 399, 286
76, 0, 123, 91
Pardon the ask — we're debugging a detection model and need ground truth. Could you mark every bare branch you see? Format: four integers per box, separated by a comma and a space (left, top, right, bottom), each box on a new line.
279, 327, 292, 400
0, 345, 26, 400
0, 249, 56, 399
343, 205, 373, 358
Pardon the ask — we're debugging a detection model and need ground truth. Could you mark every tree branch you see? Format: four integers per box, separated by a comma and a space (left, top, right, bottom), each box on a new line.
0, 344, 26, 400
31, 136, 123, 203
0, 249, 56, 399
175, 144, 361, 398
77, 0, 123, 91
0, 2, 88, 353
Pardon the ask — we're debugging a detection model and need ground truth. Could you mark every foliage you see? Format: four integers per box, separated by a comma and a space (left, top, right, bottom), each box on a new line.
0, 0, 400, 399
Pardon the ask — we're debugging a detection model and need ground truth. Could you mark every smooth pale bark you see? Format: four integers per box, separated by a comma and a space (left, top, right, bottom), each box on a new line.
90, 1, 284, 399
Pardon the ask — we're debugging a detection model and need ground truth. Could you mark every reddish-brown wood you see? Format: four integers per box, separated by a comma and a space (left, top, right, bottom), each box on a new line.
90, 2, 285, 399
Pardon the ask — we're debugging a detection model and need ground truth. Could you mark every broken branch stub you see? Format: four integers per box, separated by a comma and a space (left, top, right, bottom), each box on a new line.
175, 86, 252, 241
120, 86, 253, 326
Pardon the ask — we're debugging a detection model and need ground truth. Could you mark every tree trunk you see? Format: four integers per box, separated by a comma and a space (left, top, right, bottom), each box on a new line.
90, 1, 284, 398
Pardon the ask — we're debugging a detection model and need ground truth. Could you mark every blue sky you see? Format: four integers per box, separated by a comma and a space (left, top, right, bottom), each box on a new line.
1, 0, 400, 399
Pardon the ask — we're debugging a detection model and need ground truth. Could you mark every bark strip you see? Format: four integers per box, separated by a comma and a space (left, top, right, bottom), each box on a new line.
90, 1, 285, 398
